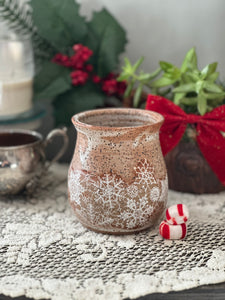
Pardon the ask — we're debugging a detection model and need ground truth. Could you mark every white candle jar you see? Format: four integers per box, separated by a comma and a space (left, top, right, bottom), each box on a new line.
0, 36, 34, 117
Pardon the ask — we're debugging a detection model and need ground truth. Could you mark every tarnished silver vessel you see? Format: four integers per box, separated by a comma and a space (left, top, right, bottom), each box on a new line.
0, 128, 68, 195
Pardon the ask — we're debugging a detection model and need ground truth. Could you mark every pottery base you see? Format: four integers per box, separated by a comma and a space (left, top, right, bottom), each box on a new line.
77, 219, 157, 235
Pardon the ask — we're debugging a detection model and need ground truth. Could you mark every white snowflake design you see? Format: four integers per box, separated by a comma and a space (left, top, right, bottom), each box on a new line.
68, 159, 167, 231
150, 187, 160, 202
134, 159, 157, 186
68, 170, 87, 206
121, 195, 154, 229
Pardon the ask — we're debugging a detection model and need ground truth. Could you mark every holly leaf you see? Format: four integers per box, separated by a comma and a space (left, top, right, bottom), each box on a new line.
33, 61, 71, 101
31, 0, 87, 52
53, 82, 105, 126
88, 9, 127, 77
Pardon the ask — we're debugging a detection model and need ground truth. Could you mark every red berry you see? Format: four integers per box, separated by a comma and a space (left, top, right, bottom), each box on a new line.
102, 79, 118, 95
105, 72, 115, 80
52, 53, 71, 67
92, 75, 101, 83
71, 70, 89, 86
52, 53, 63, 62
85, 64, 93, 72
53, 44, 94, 73
71, 44, 93, 67
73, 44, 83, 52
117, 80, 127, 95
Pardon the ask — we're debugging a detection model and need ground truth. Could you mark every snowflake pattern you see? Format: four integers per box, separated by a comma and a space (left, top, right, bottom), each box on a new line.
134, 159, 157, 186
69, 159, 167, 232
121, 195, 154, 229
68, 171, 85, 206
150, 186, 160, 202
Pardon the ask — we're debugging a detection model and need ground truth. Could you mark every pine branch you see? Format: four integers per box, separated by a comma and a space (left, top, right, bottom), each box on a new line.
0, 0, 34, 36
0, 0, 56, 63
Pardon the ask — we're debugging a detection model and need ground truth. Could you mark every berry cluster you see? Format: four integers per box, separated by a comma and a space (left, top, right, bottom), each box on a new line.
101, 73, 126, 96
53, 44, 93, 70
70, 70, 89, 86
53, 44, 92, 86
52, 44, 126, 95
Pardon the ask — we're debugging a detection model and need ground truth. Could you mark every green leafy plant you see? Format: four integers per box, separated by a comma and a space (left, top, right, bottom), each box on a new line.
117, 57, 161, 107
0, 0, 127, 125
118, 48, 225, 115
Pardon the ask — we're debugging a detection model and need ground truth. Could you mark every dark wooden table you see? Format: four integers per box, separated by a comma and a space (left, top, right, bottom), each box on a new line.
0, 282, 225, 300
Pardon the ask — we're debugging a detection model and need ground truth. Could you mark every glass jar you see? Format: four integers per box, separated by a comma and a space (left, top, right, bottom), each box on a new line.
0, 29, 34, 117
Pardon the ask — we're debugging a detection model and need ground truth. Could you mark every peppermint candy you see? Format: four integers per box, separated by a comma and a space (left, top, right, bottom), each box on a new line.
166, 204, 189, 225
159, 204, 189, 240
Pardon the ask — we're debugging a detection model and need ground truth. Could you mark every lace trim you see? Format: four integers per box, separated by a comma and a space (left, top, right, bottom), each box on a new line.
0, 164, 225, 300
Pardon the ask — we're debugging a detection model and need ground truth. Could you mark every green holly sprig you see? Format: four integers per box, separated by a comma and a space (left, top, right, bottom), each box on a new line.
0, 0, 127, 126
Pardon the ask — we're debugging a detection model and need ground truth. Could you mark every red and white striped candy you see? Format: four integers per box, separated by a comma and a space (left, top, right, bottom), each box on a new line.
166, 204, 189, 225
159, 220, 187, 240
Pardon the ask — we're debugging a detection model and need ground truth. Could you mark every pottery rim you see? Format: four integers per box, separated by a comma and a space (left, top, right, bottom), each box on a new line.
72, 108, 164, 131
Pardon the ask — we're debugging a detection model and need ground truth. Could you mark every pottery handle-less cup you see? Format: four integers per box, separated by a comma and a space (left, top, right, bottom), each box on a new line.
68, 108, 168, 234
0, 127, 68, 195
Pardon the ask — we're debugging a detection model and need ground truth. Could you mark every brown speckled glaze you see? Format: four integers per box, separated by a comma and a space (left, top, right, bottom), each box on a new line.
68, 108, 168, 234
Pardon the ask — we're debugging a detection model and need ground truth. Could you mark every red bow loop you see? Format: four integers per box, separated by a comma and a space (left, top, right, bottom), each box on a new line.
146, 94, 225, 185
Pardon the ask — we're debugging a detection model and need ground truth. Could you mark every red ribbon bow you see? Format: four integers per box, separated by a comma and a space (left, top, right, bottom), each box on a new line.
146, 94, 225, 185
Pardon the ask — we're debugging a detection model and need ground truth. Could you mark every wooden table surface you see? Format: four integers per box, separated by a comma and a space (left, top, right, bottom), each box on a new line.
0, 282, 225, 300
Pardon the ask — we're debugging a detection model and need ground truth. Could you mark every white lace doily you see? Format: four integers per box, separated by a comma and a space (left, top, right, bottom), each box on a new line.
0, 163, 225, 300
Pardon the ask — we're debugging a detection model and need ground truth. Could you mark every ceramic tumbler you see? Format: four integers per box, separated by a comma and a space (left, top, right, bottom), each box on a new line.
68, 108, 168, 234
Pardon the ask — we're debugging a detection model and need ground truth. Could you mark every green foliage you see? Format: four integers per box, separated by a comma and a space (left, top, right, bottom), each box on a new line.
152, 48, 225, 115
0, 0, 127, 125
33, 62, 72, 101
86, 9, 127, 77
31, 0, 87, 53
53, 82, 105, 126
117, 57, 161, 107
0, 0, 55, 62
119, 47, 225, 115
31, 1, 127, 124
0, 0, 33, 36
